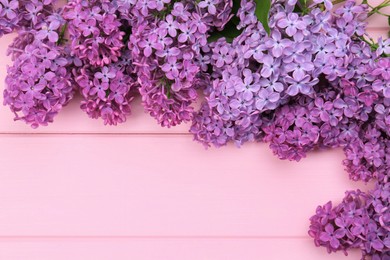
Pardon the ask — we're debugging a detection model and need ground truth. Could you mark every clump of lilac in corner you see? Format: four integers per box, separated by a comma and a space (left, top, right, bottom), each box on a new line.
309, 184, 390, 259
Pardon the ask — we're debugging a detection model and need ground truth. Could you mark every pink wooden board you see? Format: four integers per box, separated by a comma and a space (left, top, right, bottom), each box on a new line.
0, 136, 370, 236
0, 2, 388, 259
0, 238, 361, 260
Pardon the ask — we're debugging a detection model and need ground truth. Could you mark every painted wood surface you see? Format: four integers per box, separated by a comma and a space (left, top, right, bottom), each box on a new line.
0, 238, 361, 259
0, 136, 370, 237
0, 1, 388, 259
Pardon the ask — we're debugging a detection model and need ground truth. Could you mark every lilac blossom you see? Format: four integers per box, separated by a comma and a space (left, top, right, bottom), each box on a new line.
75, 51, 138, 125
3, 22, 75, 128
309, 186, 389, 258
129, 0, 232, 127
63, 0, 128, 66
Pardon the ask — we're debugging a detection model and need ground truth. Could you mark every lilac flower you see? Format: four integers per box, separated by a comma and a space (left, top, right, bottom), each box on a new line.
259, 77, 284, 92
89, 80, 109, 100
243, 43, 266, 62
198, 0, 217, 15
79, 18, 99, 37
265, 30, 291, 57
178, 23, 197, 43
160, 15, 179, 37
377, 38, 390, 56
285, 74, 317, 96
95, 66, 116, 82
235, 69, 260, 101
154, 0, 170, 11
36, 20, 61, 43
277, 13, 305, 37
0, 0, 18, 19
138, 34, 160, 57
180, 60, 199, 81
255, 88, 280, 111
14, 92, 35, 113
261, 55, 281, 78
322, 57, 347, 80
285, 59, 314, 81
213, 45, 234, 68
313, 35, 336, 58
372, 78, 390, 98
372, 58, 390, 80
335, 0, 365, 22
311, 10, 332, 33
171, 2, 190, 21
312, 98, 334, 122
161, 57, 182, 80
319, 224, 344, 249
20, 79, 46, 100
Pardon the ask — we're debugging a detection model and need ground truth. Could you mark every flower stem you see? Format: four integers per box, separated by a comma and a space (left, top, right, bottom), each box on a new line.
58, 23, 68, 45
368, 0, 390, 16
332, 0, 346, 5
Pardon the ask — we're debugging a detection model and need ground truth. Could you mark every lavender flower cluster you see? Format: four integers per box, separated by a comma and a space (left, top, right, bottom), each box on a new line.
64, 0, 126, 66
3, 8, 75, 128
63, 0, 138, 125
309, 184, 389, 259
129, 0, 232, 127
75, 50, 137, 125
0, 0, 389, 258
192, 0, 390, 185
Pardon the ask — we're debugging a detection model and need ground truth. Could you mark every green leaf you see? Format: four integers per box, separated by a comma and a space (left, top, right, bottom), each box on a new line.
230, 0, 241, 25
207, 32, 226, 43
388, 16, 390, 38
298, 0, 307, 8
299, 0, 309, 13
254, 0, 271, 35
207, 0, 243, 43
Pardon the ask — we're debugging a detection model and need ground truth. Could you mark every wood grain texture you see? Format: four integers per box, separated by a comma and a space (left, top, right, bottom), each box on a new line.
0, 238, 361, 260
0, 135, 370, 237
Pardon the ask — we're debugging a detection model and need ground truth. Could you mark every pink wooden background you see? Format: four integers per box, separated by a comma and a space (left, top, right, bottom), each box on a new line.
0, 3, 388, 259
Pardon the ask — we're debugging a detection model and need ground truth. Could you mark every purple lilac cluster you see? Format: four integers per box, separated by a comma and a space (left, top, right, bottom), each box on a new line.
3, 11, 75, 128
63, 0, 129, 67
74, 50, 137, 125
129, 0, 232, 127
191, 0, 373, 150
190, 0, 390, 180
309, 184, 389, 259
0, 0, 57, 36
64, 0, 138, 125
